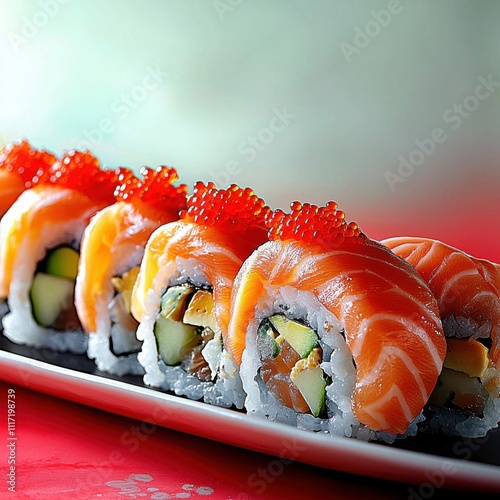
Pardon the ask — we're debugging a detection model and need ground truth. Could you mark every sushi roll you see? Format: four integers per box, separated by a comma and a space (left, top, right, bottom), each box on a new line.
0, 149, 120, 353
227, 202, 447, 439
382, 236, 500, 437
131, 182, 270, 408
75, 166, 188, 376
0, 140, 57, 322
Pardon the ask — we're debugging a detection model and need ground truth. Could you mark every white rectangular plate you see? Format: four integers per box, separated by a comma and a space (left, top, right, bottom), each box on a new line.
0, 336, 499, 493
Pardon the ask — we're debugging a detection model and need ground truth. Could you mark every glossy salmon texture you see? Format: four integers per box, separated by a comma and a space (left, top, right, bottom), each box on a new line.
228, 237, 447, 434
383, 236, 500, 365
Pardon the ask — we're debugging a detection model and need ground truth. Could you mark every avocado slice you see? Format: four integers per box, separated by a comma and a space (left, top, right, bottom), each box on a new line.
45, 247, 79, 280
155, 315, 200, 365
183, 290, 218, 332
290, 349, 326, 417
159, 285, 194, 321
30, 272, 75, 327
269, 314, 318, 358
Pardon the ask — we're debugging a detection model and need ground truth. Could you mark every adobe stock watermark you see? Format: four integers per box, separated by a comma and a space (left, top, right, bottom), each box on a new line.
75, 65, 166, 151
213, 0, 245, 21
340, 0, 412, 63
210, 107, 296, 186
7, 0, 71, 51
385, 74, 500, 192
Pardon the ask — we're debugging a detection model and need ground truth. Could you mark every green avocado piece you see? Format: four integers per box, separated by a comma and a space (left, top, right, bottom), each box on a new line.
291, 365, 326, 417
154, 315, 199, 365
269, 314, 318, 358
30, 272, 75, 327
45, 247, 80, 280
159, 285, 194, 321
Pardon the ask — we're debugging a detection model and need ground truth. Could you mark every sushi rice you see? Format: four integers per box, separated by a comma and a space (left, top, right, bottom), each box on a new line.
136, 256, 245, 409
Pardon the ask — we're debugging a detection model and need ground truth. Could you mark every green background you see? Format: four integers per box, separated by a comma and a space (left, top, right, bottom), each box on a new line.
0, 0, 498, 257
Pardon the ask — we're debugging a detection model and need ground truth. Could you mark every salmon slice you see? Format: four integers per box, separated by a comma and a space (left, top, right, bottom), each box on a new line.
228, 206, 446, 434
260, 339, 309, 413
383, 236, 500, 365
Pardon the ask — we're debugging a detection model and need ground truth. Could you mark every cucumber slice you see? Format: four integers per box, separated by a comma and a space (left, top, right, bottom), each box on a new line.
155, 285, 200, 365
45, 247, 79, 280
155, 315, 199, 365
291, 365, 326, 417
269, 314, 318, 358
30, 273, 75, 327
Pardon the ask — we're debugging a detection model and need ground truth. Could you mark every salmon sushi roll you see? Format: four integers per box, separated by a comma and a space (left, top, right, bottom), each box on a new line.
227, 202, 446, 439
75, 166, 188, 376
0, 140, 57, 322
382, 236, 500, 437
131, 182, 270, 408
0, 149, 120, 353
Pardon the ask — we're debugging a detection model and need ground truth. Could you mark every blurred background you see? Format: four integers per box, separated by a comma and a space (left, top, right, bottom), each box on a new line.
0, 0, 498, 259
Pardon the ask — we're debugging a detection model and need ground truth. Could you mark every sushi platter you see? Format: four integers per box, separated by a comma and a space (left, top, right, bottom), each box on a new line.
1, 140, 500, 494
0, 335, 499, 493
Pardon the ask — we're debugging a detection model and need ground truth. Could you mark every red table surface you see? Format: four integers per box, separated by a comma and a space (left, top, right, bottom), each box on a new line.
0, 380, 449, 500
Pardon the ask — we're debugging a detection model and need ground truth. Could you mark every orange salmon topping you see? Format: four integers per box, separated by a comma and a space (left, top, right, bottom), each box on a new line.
0, 140, 57, 188
114, 166, 188, 214
43, 150, 119, 203
180, 182, 271, 235
266, 201, 365, 250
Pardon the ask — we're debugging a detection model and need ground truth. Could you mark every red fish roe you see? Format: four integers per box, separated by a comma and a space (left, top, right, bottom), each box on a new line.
180, 182, 271, 234
114, 166, 188, 214
43, 150, 119, 203
0, 140, 57, 188
266, 201, 365, 250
